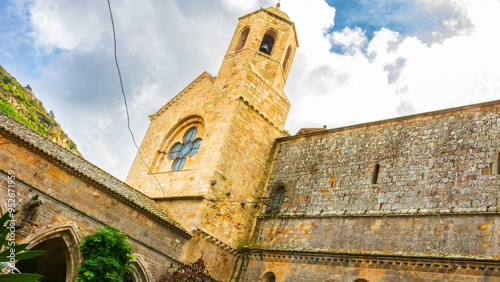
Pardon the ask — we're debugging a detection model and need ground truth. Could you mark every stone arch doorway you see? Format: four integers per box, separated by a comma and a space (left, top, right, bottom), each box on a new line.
124, 255, 154, 282
16, 237, 68, 281
18, 222, 82, 281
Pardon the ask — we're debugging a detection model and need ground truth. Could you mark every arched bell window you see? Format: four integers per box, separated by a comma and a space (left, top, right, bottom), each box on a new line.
259, 30, 277, 55
235, 27, 250, 51
282, 45, 292, 73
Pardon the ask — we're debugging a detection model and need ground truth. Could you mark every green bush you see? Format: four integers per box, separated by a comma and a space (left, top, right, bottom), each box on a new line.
76, 227, 133, 282
68, 139, 78, 151
0, 102, 18, 119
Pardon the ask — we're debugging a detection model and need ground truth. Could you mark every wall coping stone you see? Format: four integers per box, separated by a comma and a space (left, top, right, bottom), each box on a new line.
280, 99, 500, 141
258, 206, 500, 219
245, 246, 500, 263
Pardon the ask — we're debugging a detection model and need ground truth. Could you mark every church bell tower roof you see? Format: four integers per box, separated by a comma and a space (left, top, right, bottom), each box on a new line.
239, 6, 291, 22
263, 6, 289, 20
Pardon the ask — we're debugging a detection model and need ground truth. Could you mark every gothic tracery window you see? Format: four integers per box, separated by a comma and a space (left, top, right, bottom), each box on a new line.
269, 186, 284, 213
168, 126, 202, 171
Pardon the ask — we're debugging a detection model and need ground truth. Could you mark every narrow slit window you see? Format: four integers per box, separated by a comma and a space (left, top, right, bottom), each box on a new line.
497, 153, 500, 174
283, 46, 292, 73
372, 164, 380, 184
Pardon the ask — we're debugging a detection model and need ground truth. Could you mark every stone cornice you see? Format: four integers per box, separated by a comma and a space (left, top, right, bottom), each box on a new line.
196, 229, 238, 256
244, 247, 500, 276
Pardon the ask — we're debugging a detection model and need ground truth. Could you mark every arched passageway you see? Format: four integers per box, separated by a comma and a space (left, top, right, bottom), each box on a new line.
17, 237, 68, 281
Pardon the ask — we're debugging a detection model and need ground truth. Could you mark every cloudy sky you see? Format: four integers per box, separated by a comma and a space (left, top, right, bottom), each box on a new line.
1, 0, 499, 180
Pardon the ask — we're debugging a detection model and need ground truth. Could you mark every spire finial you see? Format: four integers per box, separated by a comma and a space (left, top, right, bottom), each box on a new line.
276, 1, 281, 9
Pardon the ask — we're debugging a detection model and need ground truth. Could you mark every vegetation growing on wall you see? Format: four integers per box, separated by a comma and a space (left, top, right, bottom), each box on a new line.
0, 65, 79, 154
76, 227, 133, 282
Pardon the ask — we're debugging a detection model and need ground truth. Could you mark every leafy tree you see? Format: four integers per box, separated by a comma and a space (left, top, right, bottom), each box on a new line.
76, 227, 133, 282
25, 85, 32, 91
0, 212, 45, 281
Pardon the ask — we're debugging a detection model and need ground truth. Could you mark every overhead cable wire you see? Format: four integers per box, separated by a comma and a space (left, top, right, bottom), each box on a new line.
106, 0, 165, 197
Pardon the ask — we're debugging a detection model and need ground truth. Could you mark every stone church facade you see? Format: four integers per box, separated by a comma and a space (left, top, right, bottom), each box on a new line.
1, 6, 500, 282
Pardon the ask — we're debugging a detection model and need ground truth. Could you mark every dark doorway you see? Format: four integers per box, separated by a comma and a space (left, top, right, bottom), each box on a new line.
16, 237, 68, 282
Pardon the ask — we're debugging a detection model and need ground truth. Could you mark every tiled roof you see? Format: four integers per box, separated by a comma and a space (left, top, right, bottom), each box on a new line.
0, 111, 191, 237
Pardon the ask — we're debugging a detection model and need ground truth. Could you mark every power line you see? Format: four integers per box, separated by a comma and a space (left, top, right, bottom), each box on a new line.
106, 0, 165, 197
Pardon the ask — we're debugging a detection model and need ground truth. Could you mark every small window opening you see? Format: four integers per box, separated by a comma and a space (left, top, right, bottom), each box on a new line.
497, 153, 500, 174
270, 186, 284, 213
372, 164, 380, 184
283, 46, 292, 72
235, 27, 250, 51
263, 272, 276, 282
259, 33, 275, 55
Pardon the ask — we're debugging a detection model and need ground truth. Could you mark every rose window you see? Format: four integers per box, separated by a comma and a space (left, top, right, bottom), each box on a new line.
168, 126, 202, 171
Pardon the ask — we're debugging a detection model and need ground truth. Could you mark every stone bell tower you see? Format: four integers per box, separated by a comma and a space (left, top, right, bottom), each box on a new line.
126, 6, 298, 247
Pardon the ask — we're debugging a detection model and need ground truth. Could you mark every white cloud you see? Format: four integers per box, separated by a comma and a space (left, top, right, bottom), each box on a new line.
328, 27, 368, 53
30, 0, 108, 51
6, 0, 500, 180
283, 0, 500, 132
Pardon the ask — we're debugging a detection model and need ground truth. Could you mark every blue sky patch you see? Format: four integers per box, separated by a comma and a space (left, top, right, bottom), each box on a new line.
325, 0, 472, 54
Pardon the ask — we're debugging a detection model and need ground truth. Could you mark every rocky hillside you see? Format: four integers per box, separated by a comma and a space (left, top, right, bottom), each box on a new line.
0, 65, 79, 154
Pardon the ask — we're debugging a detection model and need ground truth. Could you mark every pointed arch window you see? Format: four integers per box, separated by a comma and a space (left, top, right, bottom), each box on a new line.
269, 186, 285, 213
168, 126, 202, 171
235, 27, 250, 51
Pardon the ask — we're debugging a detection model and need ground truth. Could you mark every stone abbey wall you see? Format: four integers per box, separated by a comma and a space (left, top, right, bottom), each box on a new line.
243, 101, 500, 281
251, 101, 500, 257
268, 102, 500, 215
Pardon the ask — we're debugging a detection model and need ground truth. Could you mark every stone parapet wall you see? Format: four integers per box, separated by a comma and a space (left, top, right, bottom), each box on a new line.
252, 214, 500, 256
